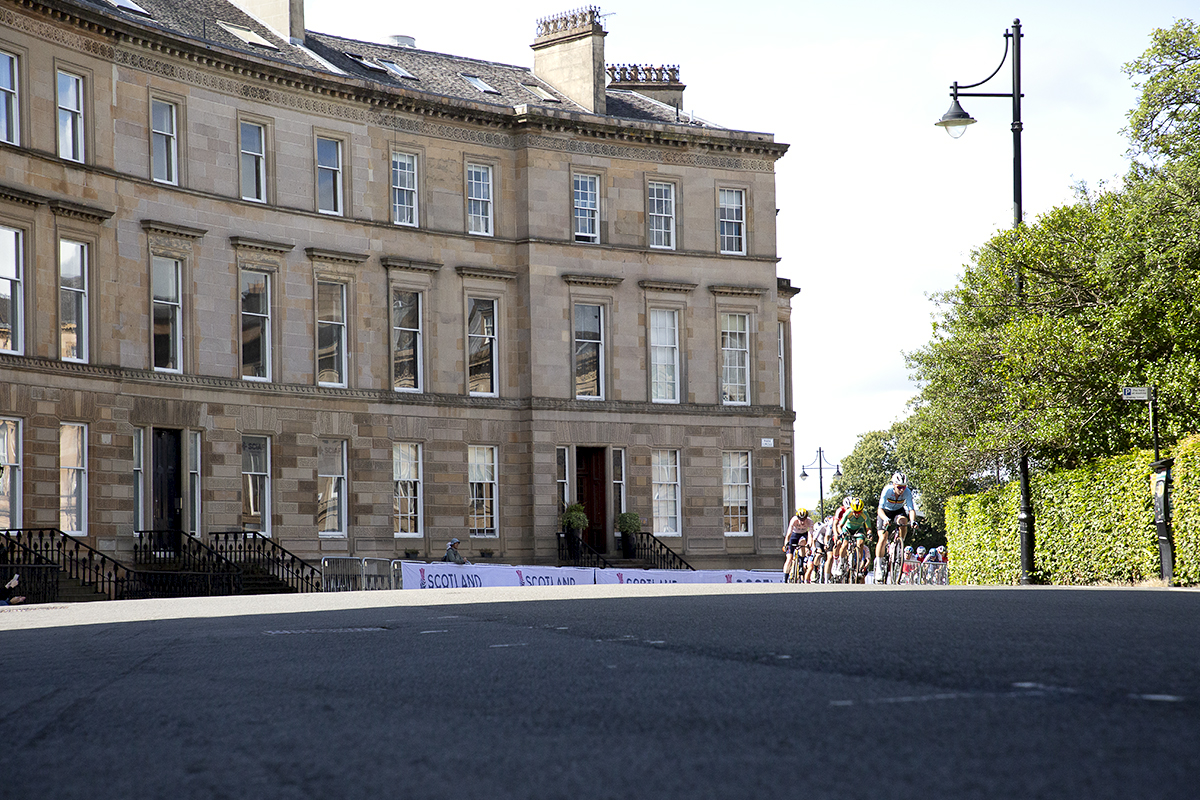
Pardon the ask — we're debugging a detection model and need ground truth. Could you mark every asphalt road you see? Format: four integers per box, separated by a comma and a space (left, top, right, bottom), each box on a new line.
2, 585, 1198, 798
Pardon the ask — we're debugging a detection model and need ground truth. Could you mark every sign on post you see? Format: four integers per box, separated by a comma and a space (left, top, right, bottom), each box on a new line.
1122, 387, 1150, 401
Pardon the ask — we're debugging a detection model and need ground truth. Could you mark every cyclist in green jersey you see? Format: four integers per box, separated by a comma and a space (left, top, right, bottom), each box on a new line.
831, 498, 872, 581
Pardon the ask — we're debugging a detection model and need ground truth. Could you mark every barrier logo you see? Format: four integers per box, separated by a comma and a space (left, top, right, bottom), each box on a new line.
419, 568, 427, 589
617, 572, 625, 584
516, 570, 525, 586
725, 574, 733, 583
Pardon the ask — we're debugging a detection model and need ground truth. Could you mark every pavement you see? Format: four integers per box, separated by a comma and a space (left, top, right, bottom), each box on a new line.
3, 584, 1199, 799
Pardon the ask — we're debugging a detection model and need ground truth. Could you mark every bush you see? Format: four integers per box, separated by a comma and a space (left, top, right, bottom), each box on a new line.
946, 436, 1200, 585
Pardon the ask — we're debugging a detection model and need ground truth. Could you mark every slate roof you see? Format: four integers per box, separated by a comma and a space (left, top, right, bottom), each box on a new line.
65, 0, 721, 129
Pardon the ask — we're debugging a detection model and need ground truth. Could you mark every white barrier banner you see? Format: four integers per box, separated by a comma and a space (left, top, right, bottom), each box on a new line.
594, 569, 702, 585
399, 561, 596, 589
694, 570, 785, 584
513, 566, 596, 586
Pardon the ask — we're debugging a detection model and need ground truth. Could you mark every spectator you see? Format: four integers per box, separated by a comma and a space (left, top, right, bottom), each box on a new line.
2, 573, 25, 606
442, 538, 469, 565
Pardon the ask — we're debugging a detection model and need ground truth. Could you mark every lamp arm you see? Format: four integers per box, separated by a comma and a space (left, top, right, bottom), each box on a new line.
953, 33, 1009, 92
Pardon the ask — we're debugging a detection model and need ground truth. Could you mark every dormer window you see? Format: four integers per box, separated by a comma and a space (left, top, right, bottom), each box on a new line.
344, 53, 387, 73
461, 74, 500, 95
523, 84, 560, 103
105, 0, 151, 16
380, 61, 418, 80
217, 21, 279, 50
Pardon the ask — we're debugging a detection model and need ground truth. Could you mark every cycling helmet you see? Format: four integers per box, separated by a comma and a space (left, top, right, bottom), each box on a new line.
796, 507, 809, 519
892, 472, 907, 485
850, 498, 864, 513
905, 546, 914, 555
917, 546, 927, 556
842, 496, 853, 509
937, 545, 946, 554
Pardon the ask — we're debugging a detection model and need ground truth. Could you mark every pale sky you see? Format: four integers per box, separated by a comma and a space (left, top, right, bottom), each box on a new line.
299, 0, 1194, 517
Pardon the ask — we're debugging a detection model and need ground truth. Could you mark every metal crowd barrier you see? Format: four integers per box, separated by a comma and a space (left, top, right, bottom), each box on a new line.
897, 557, 949, 586
321, 557, 413, 592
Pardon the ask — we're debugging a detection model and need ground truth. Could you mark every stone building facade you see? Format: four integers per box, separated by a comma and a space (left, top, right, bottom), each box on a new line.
0, 0, 795, 569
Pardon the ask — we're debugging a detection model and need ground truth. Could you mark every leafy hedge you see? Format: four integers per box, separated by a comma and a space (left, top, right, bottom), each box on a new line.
946, 434, 1200, 585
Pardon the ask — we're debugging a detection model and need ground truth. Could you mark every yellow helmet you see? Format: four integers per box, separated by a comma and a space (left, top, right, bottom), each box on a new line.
796, 507, 809, 519
850, 498, 864, 513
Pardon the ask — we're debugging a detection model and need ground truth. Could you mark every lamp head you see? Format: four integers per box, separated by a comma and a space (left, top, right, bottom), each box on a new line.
799, 468, 809, 481
935, 97, 976, 138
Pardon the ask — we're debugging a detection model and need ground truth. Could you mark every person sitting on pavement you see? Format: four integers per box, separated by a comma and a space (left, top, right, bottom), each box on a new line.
441, 538, 470, 565
2, 573, 26, 606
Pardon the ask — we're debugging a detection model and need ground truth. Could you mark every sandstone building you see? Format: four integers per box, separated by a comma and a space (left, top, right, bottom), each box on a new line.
0, 0, 795, 569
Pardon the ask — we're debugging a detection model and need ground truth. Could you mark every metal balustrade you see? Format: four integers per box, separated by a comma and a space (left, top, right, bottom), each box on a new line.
556, 530, 615, 569
2, 528, 142, 600
209, 530, 322, 593
627, 530, 695, 571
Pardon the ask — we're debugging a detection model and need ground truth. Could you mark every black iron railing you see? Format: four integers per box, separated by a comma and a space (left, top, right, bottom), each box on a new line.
2, 528, 141, 600
557, 530, 615, 569
1, 535, 60, 603
134, 529, 237, 572
628, 530, 695, 570
209, 530, 322, 593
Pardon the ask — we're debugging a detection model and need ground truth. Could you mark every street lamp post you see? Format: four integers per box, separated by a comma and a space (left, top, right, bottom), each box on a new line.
935, 19, 1035, 584
799, 449, 842, 520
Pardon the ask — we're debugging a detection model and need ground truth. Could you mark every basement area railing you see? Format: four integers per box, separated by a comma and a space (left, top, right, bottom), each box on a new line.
208, 530, 322, 593
627, 530, 694, 571
557, 530, 615, 569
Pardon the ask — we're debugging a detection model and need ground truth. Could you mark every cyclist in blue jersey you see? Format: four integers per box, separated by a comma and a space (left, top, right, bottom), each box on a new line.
877, 472, 918, 533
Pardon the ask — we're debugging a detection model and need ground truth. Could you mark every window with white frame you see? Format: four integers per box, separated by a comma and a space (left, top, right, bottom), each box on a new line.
468, 445, 497, 537
57, 70, 84, 162
393, 442, 422, 537
1, 50, 19, 145
152, 256, 182, 372
652, 449, 680, 536
467, 297, 496, 396
240, 270, 270, 380
392, 152, 418, 226
778, 322, 787, 410
0, 418, 21, 529
648, 181, 675, 249
612, 448, 626, 515
650, 308, 679, 403
723, 451, 752, 535
242, 435, 270, 534
719, 188, 746, 255
188, 430, 201, 536
132, 427, 144, 532
391, 289, 421, 392
316, 280, 346, 387
59, 240, 87, 362
316, 136, 343, 215
151, 99, 178, 184
317, 438, 346, 537
466, 163, 493, 235
574, 303, 603, 399
721, 313, 750, 405
240, 121, 266, 202
461, 74, 500, 94
0, 225, 23, 354
59, 422, 86, 535
556, 447, 569, 518
574, 173, 599, 243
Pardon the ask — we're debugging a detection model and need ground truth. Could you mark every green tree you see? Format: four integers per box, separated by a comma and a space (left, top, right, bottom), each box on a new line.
828, 429, 897, 523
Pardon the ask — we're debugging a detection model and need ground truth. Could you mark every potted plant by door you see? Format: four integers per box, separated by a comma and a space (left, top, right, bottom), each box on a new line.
561, 503, 588, 559
616, 512, 641, 559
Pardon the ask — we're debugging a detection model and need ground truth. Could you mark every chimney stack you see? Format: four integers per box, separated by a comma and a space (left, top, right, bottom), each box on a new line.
531, 7, 607, 115
233, 0, 306, 44
606, 64, 686, 112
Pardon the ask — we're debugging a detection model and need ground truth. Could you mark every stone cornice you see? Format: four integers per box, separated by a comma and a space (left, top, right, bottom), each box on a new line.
638, 279, 698, 294
709, 284, 767, 298
0, 181, 45, 207
141, 219, 207, 239
305, 247, 369, 264
562, 273, 623, 287
48, 199, 114, 224
381, 257, 442, 274
229, 236, 294, 253
456, 266, 517, 282
776, 277, 800, 300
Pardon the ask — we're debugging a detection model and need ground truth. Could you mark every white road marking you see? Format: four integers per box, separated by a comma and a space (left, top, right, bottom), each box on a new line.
419, 629, 449, 634
489, 642, 528, 648
1133, 694, 1185, 702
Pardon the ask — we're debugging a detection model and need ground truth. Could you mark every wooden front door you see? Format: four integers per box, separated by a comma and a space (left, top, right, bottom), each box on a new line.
575, 447, 607, 553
